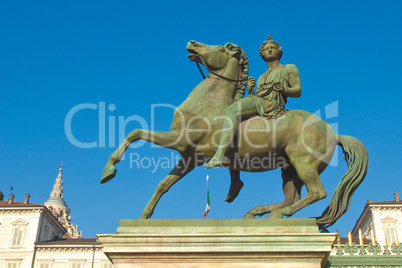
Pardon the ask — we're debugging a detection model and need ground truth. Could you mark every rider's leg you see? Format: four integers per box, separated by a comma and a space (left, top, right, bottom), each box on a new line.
204, 97, 258, 168
225, 169, 243, 203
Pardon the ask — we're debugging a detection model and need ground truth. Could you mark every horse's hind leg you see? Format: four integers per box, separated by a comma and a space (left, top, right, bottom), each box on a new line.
268, 156, 327, 219
141, 157, 199, 219
243, 166, 303, 218
101, 129, 184, 183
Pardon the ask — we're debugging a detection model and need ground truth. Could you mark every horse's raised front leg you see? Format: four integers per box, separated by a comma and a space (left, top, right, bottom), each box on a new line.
101, 129, 184, 183
243, 166, 303, 218
141, 157, 199, 219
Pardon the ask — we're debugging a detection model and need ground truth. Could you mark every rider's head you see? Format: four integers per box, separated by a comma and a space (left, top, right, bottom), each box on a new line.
260, 40, 283, 62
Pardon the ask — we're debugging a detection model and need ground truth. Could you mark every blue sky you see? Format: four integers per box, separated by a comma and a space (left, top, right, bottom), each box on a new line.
1, 0, 401, 238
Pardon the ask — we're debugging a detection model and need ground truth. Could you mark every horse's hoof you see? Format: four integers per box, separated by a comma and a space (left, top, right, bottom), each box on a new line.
243, 213, 255, 219
267, 211, 283, 219
100, 165, 117, 184
140, 211, 151, 219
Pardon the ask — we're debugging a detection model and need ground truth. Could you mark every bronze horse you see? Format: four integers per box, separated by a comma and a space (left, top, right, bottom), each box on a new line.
101, 41, 368, 230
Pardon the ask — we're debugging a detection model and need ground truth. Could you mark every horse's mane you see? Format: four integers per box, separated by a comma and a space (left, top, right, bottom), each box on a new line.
224, 42, 249, 96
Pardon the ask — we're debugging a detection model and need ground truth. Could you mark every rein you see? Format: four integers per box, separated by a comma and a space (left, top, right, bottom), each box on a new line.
196, 61, 206, 79
195, 55, 248, 83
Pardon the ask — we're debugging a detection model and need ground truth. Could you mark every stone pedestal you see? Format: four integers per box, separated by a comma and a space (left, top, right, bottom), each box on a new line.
98, 219, 336, 268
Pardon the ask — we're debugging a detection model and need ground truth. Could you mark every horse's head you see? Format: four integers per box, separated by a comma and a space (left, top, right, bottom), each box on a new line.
186, 40, 249, 94
186, 41, 240, 70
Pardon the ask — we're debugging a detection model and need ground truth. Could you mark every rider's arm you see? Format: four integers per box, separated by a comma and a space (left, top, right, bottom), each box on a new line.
283, 64, 301, 98
235, 76, 256, 101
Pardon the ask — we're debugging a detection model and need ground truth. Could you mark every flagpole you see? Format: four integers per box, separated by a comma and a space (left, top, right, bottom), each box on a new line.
8, 185, 13, 196
203, 175, 210, 218
206, 175, 209, 219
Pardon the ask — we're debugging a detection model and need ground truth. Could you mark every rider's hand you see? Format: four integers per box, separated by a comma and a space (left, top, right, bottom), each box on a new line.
273, 82, 284, 92
247, 77, 256, 94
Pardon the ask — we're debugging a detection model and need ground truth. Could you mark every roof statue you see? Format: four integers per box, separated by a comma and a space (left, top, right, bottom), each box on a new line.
101, 38, 368, 230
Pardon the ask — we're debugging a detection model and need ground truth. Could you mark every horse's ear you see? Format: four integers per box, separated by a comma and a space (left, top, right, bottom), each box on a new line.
228, 49, 241, 58
224, 42, 243, 60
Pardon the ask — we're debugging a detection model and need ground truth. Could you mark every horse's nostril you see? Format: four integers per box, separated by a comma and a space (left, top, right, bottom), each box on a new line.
190, 40, 196, 45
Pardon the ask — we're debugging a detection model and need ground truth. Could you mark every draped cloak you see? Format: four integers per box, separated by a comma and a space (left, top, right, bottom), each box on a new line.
247, 64, 290, 119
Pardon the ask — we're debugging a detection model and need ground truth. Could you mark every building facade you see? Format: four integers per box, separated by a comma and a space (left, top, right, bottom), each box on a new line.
352, 192, 402, 246
326, 192, 402, 267
0, 165, 112, 268
1, 164, 401, 267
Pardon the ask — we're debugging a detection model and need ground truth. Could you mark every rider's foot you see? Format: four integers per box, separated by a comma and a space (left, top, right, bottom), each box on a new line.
100, 164, 117, 184
204, 156, 223, 168
225, 179, 244, 203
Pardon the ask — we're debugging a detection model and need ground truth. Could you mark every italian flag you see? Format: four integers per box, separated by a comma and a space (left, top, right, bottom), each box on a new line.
203, 176, 210, 217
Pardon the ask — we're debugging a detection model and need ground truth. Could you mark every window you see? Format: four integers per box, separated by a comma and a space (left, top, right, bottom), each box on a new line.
102, 263, 113, 268
385, 227, 397, 244
71, 263, 82, 268
10, 219, 28, 248
69, 260, 85, 268
11, 227, 24, 246
382, 216, 398, 245
6, 262, 20, 268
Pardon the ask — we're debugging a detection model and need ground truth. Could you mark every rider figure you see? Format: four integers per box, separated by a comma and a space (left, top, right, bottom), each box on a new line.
205, 37, 302, 168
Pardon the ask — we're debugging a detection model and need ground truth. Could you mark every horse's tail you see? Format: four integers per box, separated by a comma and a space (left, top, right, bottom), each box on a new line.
316, 135, 369, 230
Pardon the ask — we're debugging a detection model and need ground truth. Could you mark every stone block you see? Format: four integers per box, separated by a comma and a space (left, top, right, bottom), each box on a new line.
98, 219, 336, 267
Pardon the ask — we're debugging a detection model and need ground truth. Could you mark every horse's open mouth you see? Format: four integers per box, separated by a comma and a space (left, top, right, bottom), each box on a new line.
187, 49, 200, 61
188, 53, 200, 61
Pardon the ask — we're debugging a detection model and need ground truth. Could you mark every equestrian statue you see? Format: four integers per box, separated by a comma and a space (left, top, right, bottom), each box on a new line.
101, 37, 368, 230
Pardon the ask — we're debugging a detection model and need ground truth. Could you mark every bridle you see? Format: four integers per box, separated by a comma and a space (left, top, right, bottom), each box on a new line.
195, 54, 248, 83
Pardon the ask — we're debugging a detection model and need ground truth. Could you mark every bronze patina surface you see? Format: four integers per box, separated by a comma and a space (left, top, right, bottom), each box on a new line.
101, 39, 368, 230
